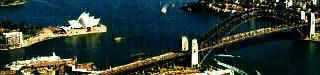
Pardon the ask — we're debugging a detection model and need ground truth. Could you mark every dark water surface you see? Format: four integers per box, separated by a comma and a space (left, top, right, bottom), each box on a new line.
227, 40, 320, 75
0, 0, 319, 75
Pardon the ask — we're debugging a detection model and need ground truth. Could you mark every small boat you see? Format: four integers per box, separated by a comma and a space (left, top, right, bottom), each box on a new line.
161, 7, 167, 14
256, 70, 262, 75
171, 3, 175, 8
114, 37, 123, 41
215, 54, 241, 58
161, 4, 169, 14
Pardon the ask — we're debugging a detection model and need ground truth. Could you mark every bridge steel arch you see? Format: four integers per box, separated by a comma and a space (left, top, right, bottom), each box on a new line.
199, 9, 301, 50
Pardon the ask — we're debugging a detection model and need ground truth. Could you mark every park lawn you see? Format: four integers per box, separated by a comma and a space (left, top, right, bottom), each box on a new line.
23, 34, 32, 39
0, 35, 2, 41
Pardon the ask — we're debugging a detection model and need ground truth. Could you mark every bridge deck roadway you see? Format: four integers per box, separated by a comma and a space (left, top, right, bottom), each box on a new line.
100, 52, 185, 74
200, 24, 308, 51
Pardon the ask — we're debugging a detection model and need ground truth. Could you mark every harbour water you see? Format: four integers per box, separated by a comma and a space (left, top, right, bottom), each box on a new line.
0, 0, 320, 74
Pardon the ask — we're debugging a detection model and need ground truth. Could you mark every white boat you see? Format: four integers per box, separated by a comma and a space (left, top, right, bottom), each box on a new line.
256, 70, 262, 75
114, 37, 123, 41
171, 3, 175, 8
215, 54, 240, 58
161, 4, 169, 14
161, 7, 167, 14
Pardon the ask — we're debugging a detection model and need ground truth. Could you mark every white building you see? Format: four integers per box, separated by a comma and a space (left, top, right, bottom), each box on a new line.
62, 12, 101, 31
2, 32, 23, 45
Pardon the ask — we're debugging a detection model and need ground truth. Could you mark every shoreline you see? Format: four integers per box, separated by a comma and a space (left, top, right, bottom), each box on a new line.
1, 25, 107, 50
304, 38, 320, 42
0, 1, 26, 7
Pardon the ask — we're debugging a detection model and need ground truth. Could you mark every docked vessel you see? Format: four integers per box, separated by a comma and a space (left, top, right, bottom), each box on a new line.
5, 52, 73, 71
2, 52, 100, 75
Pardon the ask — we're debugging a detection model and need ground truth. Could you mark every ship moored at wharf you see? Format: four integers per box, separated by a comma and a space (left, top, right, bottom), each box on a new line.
0, 52, 100, 75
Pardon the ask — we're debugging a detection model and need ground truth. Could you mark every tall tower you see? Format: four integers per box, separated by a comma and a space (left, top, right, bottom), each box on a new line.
310, 13, 316, 39
191, 39, 199, 68
182, 36, 189, 51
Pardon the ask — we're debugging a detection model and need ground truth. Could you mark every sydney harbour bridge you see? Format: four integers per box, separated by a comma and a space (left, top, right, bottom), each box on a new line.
101, 8, 318, 74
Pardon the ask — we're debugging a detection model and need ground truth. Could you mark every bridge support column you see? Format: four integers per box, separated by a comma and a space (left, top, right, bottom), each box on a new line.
191, 39, 199, 68
310, 13, 317, 40
182, 36, 189, 51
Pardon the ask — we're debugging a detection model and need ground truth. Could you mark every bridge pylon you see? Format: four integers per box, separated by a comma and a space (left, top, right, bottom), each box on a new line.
182, 36, 189, 51
309, 13, 317, 40
191, 39, 200, 68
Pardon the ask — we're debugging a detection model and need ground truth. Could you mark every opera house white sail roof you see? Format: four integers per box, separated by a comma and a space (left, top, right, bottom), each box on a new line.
61, 12, 101, 31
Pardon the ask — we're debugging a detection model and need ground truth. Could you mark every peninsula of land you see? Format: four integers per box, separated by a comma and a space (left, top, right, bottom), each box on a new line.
0, 12, 107, 50
0, 0, 26, 7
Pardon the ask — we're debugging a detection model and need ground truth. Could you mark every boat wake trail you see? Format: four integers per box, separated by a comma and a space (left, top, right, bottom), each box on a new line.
32, 0, 70, 15
33, 0, 59, 9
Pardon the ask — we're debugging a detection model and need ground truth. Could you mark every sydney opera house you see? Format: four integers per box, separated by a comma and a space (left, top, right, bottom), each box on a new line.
60, 12, 107, 34
69, 12, 101, 28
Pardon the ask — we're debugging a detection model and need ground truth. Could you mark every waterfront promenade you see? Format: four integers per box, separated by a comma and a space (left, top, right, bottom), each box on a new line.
2, 25, 107, 50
